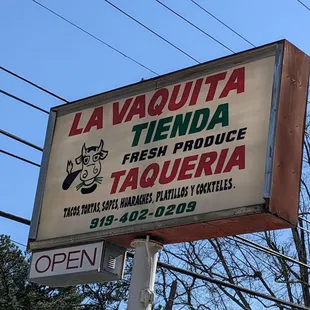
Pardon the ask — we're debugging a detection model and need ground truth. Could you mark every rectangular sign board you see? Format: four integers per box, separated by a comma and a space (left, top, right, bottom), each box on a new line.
29, 241, 126, 287
28, 40, 309, 250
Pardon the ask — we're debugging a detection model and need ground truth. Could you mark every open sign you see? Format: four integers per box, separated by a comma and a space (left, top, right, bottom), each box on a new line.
29, 241, 126, 287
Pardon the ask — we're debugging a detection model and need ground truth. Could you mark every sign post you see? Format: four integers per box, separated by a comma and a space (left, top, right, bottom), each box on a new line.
27, 40, 309, 306
127, 236, 163, 310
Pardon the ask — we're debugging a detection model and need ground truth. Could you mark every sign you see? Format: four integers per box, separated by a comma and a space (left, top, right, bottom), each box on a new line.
28, 40, 309, 250
29, 241, 126, 287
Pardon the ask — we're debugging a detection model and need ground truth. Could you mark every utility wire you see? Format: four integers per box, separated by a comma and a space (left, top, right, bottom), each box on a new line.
297, 0, 310, 11
0, 66, 68, 103
3, 137, 310, 271
2, 9, 309, 309
158, 259, 309, 310
298, 226, 310, 234
230, 235, 310, 269
126, 252, 308, 310
0, 210, 31, 226
189, 0, 255, 48
2, 36, 309, 302
0, 129, 43, 152
5, 236, 308, 309
2, 144, 310, 274
227, 236, 288, 259
0, 89, 49, 114
295, 217, 310, 234
104, 0, 200, 64
3, 5, 308, 305
32, 0, 159, 76
299, 216, 310, 225
12, 240, 27, 248
2, 118, 310, 271
0, 149, 40, 167
6, 127, 310, 274
155, 0, 235, 53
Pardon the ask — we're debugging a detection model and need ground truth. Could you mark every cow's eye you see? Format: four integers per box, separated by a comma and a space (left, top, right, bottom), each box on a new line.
93, 154, 99, 162
83, 156, 90, 165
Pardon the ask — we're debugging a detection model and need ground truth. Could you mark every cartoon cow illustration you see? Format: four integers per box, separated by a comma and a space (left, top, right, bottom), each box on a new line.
62, 139, 108, 194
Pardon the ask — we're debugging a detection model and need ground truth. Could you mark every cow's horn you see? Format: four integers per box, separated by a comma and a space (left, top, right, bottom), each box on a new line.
82, 143, 86, 155
99, 139, 104, 151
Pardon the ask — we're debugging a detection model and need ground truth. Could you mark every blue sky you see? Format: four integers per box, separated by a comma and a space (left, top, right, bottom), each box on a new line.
0, 0, 309, 247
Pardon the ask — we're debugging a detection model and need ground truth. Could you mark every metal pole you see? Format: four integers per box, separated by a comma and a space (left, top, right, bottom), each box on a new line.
127, 236, 163, 310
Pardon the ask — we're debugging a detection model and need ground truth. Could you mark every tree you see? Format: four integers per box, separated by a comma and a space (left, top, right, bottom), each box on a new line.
80, 256, 132, 310
152, 127, 310, 309
0, 234, 83, 310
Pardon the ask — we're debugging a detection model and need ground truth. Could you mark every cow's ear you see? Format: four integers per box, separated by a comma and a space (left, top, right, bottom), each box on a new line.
100, 150, 108, 160
75, 155, 82, 165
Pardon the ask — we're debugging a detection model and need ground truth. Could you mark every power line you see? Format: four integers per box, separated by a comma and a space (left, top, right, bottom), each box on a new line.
227, 236, 290, 260
1, 211, 307, 309
104, 0, 200, 64
0, 89, 49, 114
2, 13, 309, 310
5, 235, 308, 309
230, 235, 310, 270
4, 130, 310, 272
2, 148, 309, 273
0, 210, 31, 226
159, 259, 309, 309
297, 0, 310, 11
0, 66, 68, 103
0, 129, 43, 152
2, 3, 308, 306
32, 0, 159, 76
298, 226, 310, 234
299, 216, 310, 225
189, 0, 255, 48
295, 217, 310, 233
126, 252, 308, 310
3, 134, 310, 272
155, 0, 235, 53
3, 80, 310, 289
0, 149, 40, 167
12, 240, 27, 248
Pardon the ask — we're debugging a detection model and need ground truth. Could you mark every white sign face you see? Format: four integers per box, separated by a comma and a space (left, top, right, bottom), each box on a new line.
36, 56, 275, 241
29, 242, 103, 279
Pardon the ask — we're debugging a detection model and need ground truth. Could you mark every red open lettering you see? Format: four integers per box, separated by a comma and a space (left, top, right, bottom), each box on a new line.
35, 255, 51, 274
66, 250, 80, 270
51, 253, 66, 271
81, 248, 97, 267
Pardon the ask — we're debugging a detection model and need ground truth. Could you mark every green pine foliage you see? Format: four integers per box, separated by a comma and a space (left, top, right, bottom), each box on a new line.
0, 235, 83, 310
